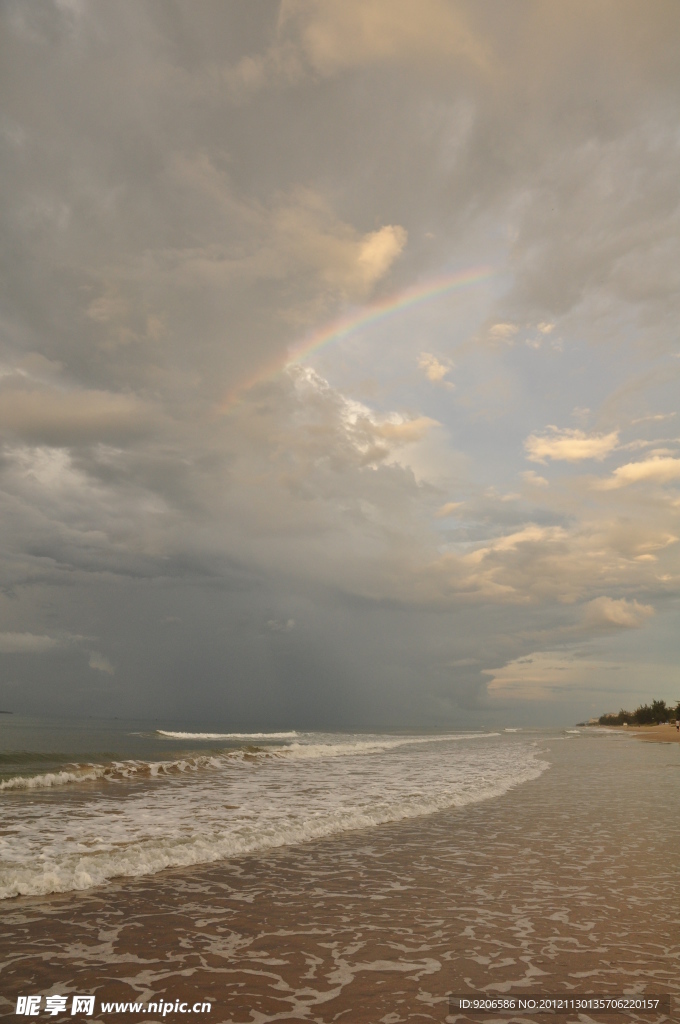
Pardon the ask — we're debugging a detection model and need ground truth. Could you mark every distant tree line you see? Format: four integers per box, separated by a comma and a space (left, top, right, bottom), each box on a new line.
599, 699, 680, 726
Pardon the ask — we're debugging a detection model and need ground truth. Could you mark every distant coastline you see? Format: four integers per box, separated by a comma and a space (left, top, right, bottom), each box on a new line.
596, 698, 680, 728
604, 723, 680, 744
578, 699, 680, 743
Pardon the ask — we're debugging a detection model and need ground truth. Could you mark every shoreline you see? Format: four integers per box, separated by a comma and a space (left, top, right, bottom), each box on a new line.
599, 722, 680, 743
1, 734, 678, 1022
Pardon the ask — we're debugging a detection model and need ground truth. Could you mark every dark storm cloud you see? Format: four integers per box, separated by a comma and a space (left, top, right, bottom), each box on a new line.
1, 1, 679, 724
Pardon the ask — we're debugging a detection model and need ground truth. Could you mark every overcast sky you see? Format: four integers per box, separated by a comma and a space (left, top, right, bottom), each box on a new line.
1, 0, 679, 728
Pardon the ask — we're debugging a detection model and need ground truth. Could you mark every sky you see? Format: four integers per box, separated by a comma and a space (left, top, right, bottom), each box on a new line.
0, 0, 679, 728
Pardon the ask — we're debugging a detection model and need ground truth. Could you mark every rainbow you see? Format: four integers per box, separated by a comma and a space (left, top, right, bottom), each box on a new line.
222, 264, 493, 408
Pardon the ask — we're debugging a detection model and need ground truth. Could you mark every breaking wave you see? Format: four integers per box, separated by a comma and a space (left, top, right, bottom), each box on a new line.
0, 733, 500, 792
0, 736, 547, 899
156, 730, 299, 740
0, 752, 262, 792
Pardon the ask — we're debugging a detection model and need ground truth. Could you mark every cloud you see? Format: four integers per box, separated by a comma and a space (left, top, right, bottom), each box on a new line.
279, 0, 488, 76
485, 648, 678, 705
487, 323, 519, 344
371, 416, 437, 444
631, 412, 676, 424
583, 597, 654, 630
271, 191, 407, 300
525, 427, 619, 464
464, 524, 566, 563
521, 470, 549, 488
597, 456, 680, 489
357, 226, 408, 289
483, 650, 624, 702
89, 651, 115, 674
2, 3, 680, 725
0, 387, 153, 447
266, 619, 296, 632
418, 352, 454, 386
157, 169, 407, 307
0, 632, 61, 654
484, 652, 575, 701
435, 501, 463, 518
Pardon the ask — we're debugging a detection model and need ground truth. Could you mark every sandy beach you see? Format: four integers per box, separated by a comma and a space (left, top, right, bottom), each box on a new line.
602, 724, 680, 744
1, 731, 678, 1023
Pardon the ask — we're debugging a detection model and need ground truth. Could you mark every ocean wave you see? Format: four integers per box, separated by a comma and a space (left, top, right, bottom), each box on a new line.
0, 751, 80, 765
278, 733, 500, 760
0, 751, 255, 792
156, 730, 299, 740
0, 745, 548, 899
0, 768, 107, 791
0, 732, 503, 793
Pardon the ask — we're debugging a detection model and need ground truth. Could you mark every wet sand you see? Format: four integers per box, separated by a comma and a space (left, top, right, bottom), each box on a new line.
0, 733, 678, 1023
606, 724, 680, 744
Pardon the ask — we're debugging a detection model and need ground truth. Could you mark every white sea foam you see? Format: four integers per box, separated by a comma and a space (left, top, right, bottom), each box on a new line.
0, 733, 500, 793
0, 732, 547, 900
276, 733, 500, 760
156, 730, 300, 740
0, 768, 107, 791
0, 752, 245, 792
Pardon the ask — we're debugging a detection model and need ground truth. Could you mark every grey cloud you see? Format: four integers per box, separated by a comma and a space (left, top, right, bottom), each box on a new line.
1, 1, 679, 725
583, 597, 654, 631
0, 386, 154, 446
0, 632, 61, 654
89, 650, 115, 674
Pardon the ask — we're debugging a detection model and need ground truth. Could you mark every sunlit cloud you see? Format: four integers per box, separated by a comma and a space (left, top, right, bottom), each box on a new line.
485, 649, 679, 705
418, 352, 454, 387
597, 456, 680, 489
525, 427, 619, 464
435, 501, 463, 518
521, 470, 549, 488
487, 322, 519, 344
583, 596, 654, 630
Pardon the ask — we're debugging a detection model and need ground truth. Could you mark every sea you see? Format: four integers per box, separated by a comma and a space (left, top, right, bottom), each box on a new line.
0, 716, 546, 900
1, 717, 678, 1022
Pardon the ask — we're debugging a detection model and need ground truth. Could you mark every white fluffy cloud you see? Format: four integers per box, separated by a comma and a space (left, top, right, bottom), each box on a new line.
487, 323, 519, 344
597, 456, 680, 489
357, 226, 408, 290
418, 352, 454, 386
525, 427, 619, 464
